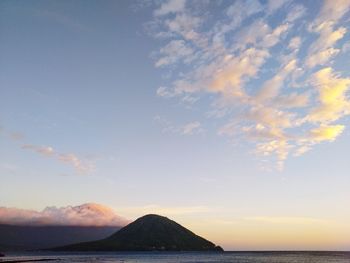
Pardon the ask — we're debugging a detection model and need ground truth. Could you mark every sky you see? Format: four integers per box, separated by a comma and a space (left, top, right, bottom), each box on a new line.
1, 0, 350, 251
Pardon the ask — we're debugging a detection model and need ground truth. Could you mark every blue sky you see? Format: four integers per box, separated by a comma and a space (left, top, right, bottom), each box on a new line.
1, 0, 350, 250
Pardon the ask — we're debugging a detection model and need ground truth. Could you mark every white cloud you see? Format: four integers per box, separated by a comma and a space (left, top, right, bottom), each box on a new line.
165, 13, 203, 43
182, 121, 202, 135
155, 39, 194, 67
288, 37, 301, 50
226, 0, 264, 29
154, 0, 186, 16
306, 47, 341, 68
261, 23, 289, 48
313, 0, 350, 25
0, 203, 129, 226
155, 116, 203, 136
156, 86, 174, 98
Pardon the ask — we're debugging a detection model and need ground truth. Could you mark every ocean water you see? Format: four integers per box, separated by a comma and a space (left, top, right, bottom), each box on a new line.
1, 252, 350, 263
0, 252, 350, 263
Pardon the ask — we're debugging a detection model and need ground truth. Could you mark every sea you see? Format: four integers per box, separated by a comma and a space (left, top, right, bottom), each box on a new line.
1, 252, 350, 263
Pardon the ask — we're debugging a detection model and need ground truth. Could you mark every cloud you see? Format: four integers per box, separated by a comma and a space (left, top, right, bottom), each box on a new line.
286, 4, 306, 22
154, 116, 203, 136
22, 144, 55, 156
21, 144, 94, 174
306, 0, 350, 68
306, 48, 341, 68
0, 126, 25, 141
154, 0, 186, 16
207, 48, 270, 98
288, 37, 302, 50
0, 125, 95, 175
305, 67, 350, 124
225, 0, 264, 30
155, 39, 194, 67
149, 0, 350, 170
309, 124, 345, 142
313, 0, 350, 24
182, 121, 202, 135
273, 93, 309, 109
0, 203, 129, 226
255, 59, 297, 102
58, 153, 93, 173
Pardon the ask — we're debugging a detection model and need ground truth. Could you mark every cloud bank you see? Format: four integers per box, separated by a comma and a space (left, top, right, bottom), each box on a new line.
149, 0, 350, 170
0, 203, 129, 226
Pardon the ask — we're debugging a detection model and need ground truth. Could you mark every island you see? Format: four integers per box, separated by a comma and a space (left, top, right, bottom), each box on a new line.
53, 214, 223, 251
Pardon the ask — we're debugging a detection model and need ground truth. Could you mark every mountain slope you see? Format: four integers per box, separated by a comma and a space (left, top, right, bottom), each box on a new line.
54, 214, 223, 251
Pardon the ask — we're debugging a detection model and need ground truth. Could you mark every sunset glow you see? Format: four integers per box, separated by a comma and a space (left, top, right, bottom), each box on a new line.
1, 0, 350, 251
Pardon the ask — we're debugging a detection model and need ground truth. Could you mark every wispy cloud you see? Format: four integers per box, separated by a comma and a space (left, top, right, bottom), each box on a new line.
149, 0, 350, 170
0, 126, 26, 142
21, 144, 94, 174
154, 116, 204, 136
182, 121, 202, 135
22, 144, 55, 156
0, 203, 129, 226
0, 125, 94, 175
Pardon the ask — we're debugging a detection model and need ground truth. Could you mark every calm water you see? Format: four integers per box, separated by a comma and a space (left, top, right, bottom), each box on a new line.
1, 252, 350, 263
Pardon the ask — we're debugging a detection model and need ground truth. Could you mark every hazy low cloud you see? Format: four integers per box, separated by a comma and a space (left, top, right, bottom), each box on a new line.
0, 203, 129, 226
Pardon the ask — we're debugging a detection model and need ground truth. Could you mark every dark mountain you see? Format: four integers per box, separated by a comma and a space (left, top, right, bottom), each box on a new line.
54, 214, 223, 251
0, 224, 120, 251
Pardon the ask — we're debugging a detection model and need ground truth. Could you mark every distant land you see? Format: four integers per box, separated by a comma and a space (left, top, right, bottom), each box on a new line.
0, 224, 119, 251
0, 203, 127, 251
54, 214, 223, 252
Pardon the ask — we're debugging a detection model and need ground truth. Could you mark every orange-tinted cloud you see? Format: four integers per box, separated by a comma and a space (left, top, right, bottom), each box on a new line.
0, 203, 129, 226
